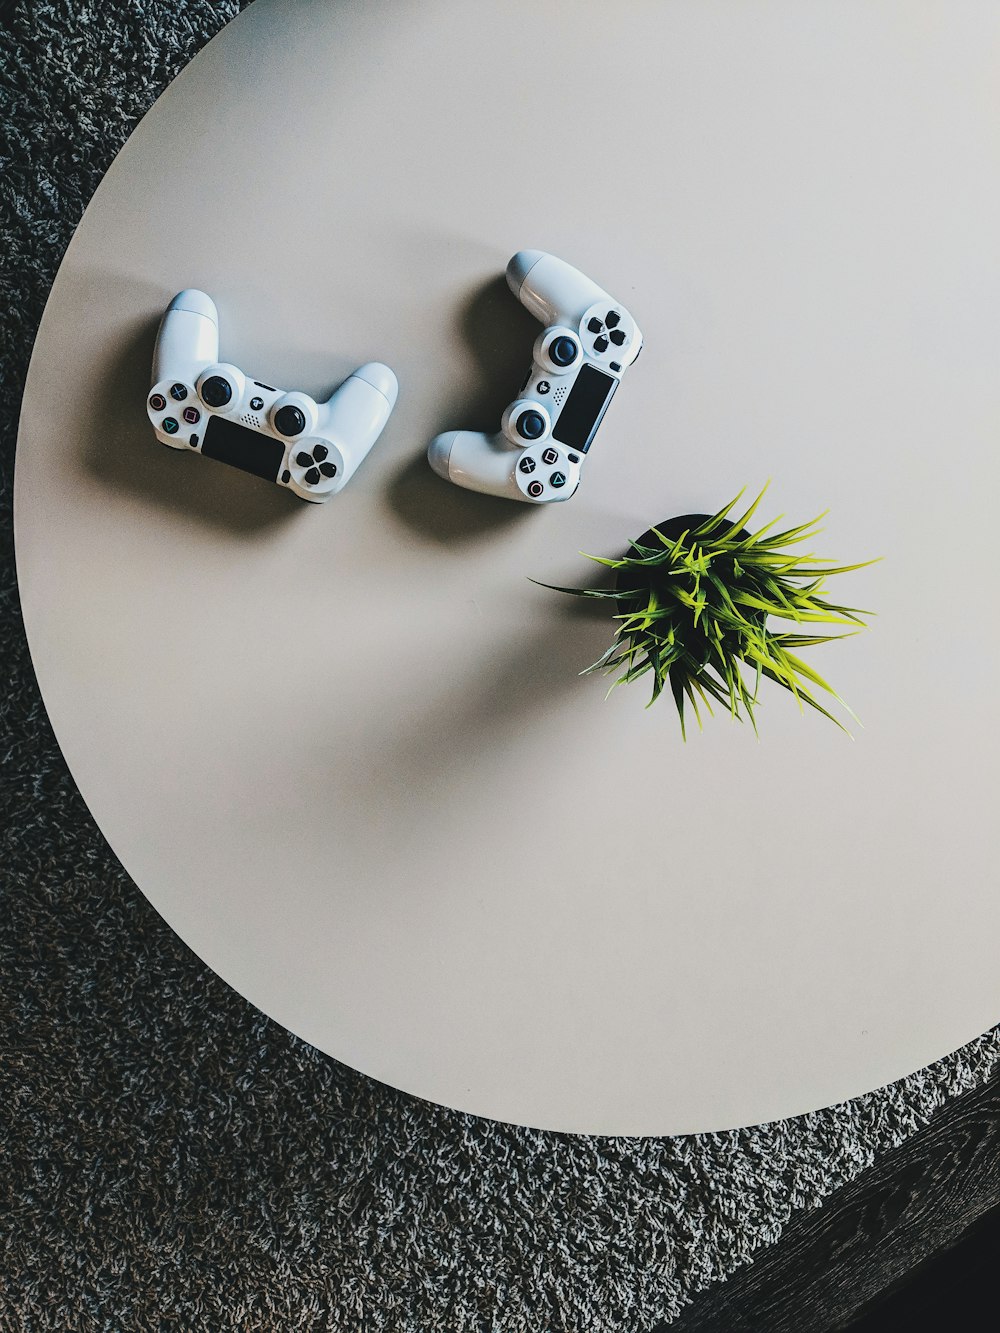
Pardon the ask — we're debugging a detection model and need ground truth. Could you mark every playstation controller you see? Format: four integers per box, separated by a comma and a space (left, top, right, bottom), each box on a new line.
147, 290, 398, 503
428, 251, 642, 503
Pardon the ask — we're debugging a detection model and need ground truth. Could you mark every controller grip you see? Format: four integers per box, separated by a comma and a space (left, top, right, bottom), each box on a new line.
428, 431, 521, 501
152, 290, 219, 385
506, 251, 609, 326
321, 363, 398, 488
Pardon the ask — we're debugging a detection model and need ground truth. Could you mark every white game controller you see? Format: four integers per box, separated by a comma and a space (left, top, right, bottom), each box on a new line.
147, 290, 398, 503
427, 251, 642, 503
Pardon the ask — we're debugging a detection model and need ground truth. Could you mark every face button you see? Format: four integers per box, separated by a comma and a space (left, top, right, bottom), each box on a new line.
161, 417, 179, 435
537, 380, 551, 395
527, 480, 544, 498
169, 383, 188, 401
549, 335, 578, 368
516, 409, 546, 440
201, 375, 233, 408
605, 310, 621, 329
295, 451, 313, 467
593, 335, 609, 353
182, 406, 200, 424
312, 444, 328, 462
249, 396, 264, 412
274, 405, 307, 437
319, 461, 337, 478
281, 469, 291, 484
518, 455, 537, 474
550, 471, 567, 488
149, 393, 167, 412
541, 447, 559, 465
304, 467, 321, 486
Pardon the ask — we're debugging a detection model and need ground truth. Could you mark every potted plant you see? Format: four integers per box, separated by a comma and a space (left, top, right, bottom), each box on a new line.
540, 486, 876, 737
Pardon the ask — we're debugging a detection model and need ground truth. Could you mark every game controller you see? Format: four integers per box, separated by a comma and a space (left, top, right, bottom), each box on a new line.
427, 250, 642, 503
147, 290, 398, 502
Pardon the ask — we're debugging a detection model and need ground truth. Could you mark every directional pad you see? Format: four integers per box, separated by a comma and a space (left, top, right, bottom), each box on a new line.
293, 442, 338, 488
583, 305, 630, 358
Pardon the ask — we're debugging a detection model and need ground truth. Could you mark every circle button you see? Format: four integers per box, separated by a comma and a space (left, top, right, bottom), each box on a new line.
148, 393, 166, 412
527, 480, 544, 498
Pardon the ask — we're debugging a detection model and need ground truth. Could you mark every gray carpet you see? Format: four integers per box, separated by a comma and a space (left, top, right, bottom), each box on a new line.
2, 4, 999, 1330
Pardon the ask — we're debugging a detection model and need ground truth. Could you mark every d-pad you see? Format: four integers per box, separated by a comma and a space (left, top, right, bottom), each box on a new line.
586, 309, 628, 354
293, 442, 338, 486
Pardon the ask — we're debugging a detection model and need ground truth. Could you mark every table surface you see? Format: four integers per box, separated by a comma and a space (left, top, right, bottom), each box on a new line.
14, 0, 1000, 1135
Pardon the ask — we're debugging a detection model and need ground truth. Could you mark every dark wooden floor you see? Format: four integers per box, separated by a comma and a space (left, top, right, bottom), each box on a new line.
656, 1060, 1000, 1332
844, 1199, 1000, 1331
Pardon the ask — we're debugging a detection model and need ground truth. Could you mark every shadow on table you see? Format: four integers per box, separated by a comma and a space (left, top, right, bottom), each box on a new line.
362, 593, 619, 827
85, 313, 300, 538
386, 274, 539, 545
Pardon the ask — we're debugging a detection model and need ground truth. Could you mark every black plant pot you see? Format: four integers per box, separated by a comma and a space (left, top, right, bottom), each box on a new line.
615, 514, 759, 671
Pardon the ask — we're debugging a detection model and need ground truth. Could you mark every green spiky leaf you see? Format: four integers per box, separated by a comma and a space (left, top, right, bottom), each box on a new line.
536, 485, 877, 738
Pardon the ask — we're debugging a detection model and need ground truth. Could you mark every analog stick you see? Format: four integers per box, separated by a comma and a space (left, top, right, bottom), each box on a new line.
516, 409, 546, 440
549, 335, 578, 368
200, 375, 233, 408
274, 405, 307, 437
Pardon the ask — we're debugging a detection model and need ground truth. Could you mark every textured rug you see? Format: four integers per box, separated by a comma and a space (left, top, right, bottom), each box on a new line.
2, 4, 1000, 1330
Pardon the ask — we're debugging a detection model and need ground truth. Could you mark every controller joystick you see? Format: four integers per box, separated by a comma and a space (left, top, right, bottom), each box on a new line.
428, 251, 642, 504
147, 290, 398, 503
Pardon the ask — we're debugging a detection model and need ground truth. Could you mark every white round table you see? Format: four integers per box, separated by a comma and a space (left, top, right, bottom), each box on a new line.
15, 0, 1000, 1134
